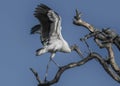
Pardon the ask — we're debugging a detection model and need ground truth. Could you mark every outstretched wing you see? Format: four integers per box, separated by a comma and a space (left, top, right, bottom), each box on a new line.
34, 4, 62, 45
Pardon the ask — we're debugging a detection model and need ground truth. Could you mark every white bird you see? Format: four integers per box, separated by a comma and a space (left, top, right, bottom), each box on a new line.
31, 4, 83, 81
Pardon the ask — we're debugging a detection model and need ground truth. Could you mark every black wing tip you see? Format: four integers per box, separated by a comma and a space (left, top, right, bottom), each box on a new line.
39, 3, 51, 10
34, 3, 52, 17
30, 29, 35, 34
30, 25, 41, 34
36, 3, 51, 11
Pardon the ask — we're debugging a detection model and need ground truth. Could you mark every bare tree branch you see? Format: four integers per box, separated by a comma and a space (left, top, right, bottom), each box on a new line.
73, 9, 120, 78
30, 68, 42, 85
30, 52, 120, 86
114, 36, 120, 51
73, 9, 95, 32
73, 9, 120, 51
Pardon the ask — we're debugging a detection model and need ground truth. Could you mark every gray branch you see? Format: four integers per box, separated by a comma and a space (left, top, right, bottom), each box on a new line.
73, 9, 120, 79
30, 53, 120, 86
73, 9, 120, 51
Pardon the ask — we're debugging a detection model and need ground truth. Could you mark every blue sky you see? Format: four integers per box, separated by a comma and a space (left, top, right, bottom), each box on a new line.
0, 0, 120, 86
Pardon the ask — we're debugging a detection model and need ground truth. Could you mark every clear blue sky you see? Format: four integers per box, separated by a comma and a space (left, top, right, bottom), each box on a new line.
0, 0, 120, 86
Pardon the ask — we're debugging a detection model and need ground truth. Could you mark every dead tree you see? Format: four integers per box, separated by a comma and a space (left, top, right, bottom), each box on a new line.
30, 9, 120, 86
73, 9, 120, 79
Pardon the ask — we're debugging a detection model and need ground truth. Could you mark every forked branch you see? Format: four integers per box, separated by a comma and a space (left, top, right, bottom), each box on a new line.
73, 9, 120, 79
30, 52, 120, 86
73, 9, 95, 32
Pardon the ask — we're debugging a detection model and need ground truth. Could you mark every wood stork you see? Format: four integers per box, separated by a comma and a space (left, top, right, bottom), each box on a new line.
31, 4, 83, 81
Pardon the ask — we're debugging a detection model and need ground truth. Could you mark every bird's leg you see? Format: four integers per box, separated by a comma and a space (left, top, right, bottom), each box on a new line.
44, 53, 60, 82
70, 44, 84, 58
50, 53, 60, 68
44, 58, 51, 82
51, 58, 60, 68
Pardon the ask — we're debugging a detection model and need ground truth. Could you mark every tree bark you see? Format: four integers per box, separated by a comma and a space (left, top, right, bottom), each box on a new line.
73, 9, 120, 79
30, 52, 120, 86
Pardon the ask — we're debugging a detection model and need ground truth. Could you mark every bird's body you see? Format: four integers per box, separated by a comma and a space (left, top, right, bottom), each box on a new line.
31, 4, 72, 58
31, 4, 83, 81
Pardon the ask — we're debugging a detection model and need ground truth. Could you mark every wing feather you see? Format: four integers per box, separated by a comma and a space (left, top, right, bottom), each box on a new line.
31, 24, 41, 34
34, 4, 62, 45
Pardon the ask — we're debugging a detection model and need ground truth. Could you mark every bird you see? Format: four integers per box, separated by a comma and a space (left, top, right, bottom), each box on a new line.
31, 4, 83, 81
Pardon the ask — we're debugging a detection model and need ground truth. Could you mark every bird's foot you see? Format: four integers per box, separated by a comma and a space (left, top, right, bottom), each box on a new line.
44, 76, 48, 82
